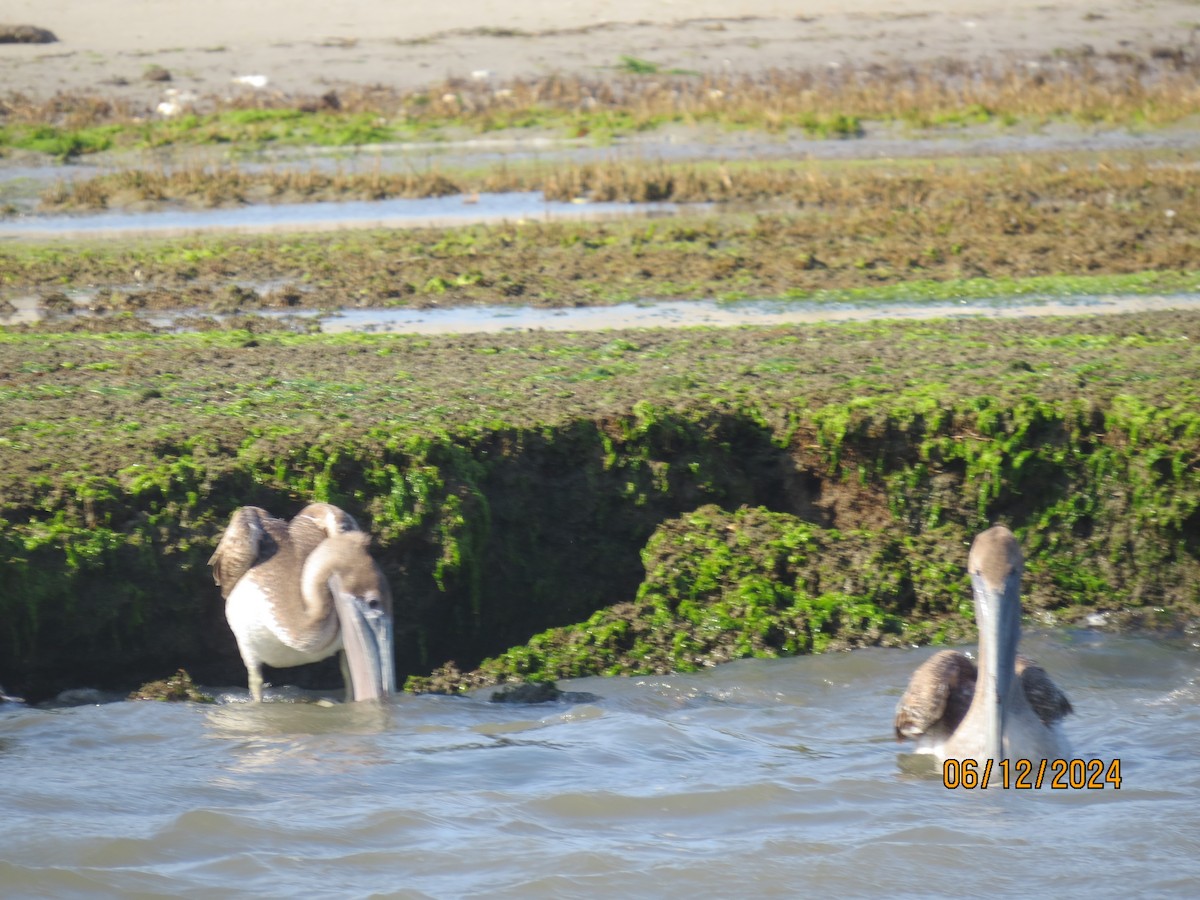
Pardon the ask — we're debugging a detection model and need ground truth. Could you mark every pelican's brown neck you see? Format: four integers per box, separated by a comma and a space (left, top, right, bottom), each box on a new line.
961, 525, 1025, 760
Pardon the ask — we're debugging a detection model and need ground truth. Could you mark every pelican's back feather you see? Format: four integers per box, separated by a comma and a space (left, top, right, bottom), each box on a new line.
208, 506, 287, 599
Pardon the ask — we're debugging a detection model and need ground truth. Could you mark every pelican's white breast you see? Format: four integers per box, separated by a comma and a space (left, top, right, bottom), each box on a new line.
225, 577, 341, 669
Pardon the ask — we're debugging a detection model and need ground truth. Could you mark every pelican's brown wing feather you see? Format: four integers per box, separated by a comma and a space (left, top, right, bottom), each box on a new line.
207, 506, 287, 598
288, 502, 362, 559
894, 650, 977, 740
1016, 656, 1074, 726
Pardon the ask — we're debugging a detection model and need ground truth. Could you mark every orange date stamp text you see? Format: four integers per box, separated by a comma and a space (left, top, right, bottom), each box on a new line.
942, 758, 1122, 789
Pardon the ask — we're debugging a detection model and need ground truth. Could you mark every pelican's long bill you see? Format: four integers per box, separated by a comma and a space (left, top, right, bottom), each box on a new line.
970, 561, 1021, 761
333, 578, 397, 702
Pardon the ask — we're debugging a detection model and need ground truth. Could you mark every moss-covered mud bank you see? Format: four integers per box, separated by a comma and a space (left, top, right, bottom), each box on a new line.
1, 311, 1197, 700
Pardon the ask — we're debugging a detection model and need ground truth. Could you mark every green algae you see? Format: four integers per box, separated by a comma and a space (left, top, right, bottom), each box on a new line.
416, 388, 1200, 692
128, 668, 214, 702
0, 123, 122, 161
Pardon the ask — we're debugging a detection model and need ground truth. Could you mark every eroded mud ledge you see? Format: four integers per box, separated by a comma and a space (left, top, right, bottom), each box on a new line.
0, 312, 1197, 701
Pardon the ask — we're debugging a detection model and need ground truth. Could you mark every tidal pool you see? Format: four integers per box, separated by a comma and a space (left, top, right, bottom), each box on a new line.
314, 293, 1200, 334
0, 191, 687, 239
5, 292, 1200, 334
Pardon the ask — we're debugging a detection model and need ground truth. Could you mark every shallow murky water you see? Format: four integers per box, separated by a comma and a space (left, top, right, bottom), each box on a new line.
313, 293, 1200, 334
0, 191, 687, 239
5, 292, 1200, 335
2, 630, 1197, 898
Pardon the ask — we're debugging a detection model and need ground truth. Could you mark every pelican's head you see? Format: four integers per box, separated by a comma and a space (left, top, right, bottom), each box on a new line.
967, 525, 1024, 759
308, 532, 396, 701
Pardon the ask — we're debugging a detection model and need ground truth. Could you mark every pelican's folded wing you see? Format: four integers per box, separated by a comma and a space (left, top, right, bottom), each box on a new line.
894, 650, 977, 740
208, 506, 285, 598
1016, 656, 1073, 726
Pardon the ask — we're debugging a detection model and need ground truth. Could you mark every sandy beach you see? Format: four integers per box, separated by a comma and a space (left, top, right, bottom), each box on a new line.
2, 0, 1196, 105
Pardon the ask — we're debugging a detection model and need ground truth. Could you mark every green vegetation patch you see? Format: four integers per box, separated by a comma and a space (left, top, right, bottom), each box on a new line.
0, 123, 122, 161
128, 668, 214, 702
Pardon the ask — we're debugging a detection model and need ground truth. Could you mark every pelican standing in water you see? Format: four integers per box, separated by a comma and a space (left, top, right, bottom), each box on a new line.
209, 503, 396, 702
895, 525, 1072, 762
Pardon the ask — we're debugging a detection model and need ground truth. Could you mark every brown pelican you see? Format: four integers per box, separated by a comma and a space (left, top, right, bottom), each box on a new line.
208, 503, 395, 702
894, 525, 1072, 762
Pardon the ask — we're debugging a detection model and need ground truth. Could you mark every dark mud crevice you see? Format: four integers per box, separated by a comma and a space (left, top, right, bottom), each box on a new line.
406, 415, 818, 675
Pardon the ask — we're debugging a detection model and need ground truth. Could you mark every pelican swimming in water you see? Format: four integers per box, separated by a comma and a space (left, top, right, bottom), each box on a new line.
209, 503, 395, 702
895, 525, 1072, 762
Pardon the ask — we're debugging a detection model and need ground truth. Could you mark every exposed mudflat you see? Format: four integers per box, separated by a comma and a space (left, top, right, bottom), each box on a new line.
3, 1, 1196, 105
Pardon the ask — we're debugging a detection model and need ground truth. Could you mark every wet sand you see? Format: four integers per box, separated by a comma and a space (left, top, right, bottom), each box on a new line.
1, 0, 1195, 105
